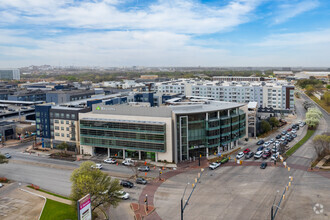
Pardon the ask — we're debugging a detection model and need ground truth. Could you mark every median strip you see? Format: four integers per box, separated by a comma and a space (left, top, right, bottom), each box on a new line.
285, 129, 315, 157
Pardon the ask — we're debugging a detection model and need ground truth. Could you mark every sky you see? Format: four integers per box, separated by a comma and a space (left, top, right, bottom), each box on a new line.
0, 0, 330, 68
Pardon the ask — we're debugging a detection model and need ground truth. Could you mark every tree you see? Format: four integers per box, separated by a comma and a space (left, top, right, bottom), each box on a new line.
0, 154, 8, 164
313, 134, 330, 158
56, 142, 69, 155
260, 120, 271, 134
269, 117, 279, 129
305, 107, 322, 128
305, 85, 314, 96
323, 91, 330, 106
70, 161, 122, 212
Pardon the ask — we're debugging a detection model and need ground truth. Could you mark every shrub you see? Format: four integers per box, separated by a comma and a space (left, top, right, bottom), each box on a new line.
0, 177, 8, 183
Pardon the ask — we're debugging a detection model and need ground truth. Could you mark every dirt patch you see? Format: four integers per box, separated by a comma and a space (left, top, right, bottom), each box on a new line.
0, 188, 44, 220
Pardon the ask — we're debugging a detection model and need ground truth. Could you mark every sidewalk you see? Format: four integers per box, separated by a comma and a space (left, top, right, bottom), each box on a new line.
22, 186, 72, 205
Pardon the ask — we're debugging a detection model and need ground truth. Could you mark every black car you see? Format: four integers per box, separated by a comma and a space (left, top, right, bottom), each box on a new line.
138, 166, 150, 172
283, 141, 288, 146
245, 152, 254, 159
120, 180, 134, 188
287, 137, 293, 142
257, 140, 264, 145
276, 135, 282, 139
136, 178, 147, 185
260, 162, 267, 169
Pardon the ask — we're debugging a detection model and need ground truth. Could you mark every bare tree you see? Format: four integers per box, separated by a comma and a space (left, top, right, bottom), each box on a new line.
313, 134, 330, 158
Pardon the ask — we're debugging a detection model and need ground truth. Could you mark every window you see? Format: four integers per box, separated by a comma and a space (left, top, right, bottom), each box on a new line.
55, 113, 60, 118
66, 121, 69, 124
55, 126, 59, 130
36, 112, 40, 117
60, 113, 64, 118
50, 112, 54, 117
55, 132, 60, 136
54, 119, 59, 123
67, 134, 70, 138
61, 133, 64, 137
61, 127, 64, 130
66, 114, 70, 119
61, 120, 64, 124
71, 114, 75, 119
66, 127, 69, 131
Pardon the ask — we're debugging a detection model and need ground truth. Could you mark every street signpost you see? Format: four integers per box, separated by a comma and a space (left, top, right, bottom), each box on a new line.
78, 194, 92, 220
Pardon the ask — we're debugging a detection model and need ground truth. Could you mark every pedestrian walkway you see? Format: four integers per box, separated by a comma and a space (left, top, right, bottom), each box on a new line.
22, 186, 72, 205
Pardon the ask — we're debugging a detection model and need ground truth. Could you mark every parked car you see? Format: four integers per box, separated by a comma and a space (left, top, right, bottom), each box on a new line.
262, 151, 271, 159
115, 190, 130, 200
236, 152, 244, 159
260, 162, 268, 169
4, 153, 11, 159
287, 137, 293, 142
276, 135, 282, 139
292, 133, 297, 138
138, 166, 150, 172
271, 152, 280, 160
91, 163, 103, 169
243, 148, 251, 154
257, 140, 264, 145
257, 146, 264, 151
264, 142, 270, 147
272, 147, 278, 153
120, 180, 134, 188
295, 126, 300, 130
122, 158, 134, 166
0, 183, 3, 188
209, 162, 221, 170
280, 137, 286, 141
287, 128, 292, 132
136, 177, 148, 185
281, 131, 287, 135
269, 139, 275, 144
264, 147, 271, 153
220, 157, 229, 164
283, 141, 288, 146
254, 151, 263, 159
245, 152, 254, 159
104, 158, 117, 164
291, 129, 297, 134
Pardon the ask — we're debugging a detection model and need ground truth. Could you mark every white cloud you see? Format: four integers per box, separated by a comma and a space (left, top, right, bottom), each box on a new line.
0, 0, 261, 34
253, 29, 330, 46
273, 0, 319, 24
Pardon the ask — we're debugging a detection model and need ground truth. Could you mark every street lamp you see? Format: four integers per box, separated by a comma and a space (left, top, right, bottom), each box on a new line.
145, 194, 148, 211
181, 182, 190, 220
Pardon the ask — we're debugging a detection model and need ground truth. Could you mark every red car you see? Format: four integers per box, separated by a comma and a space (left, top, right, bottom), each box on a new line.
287, 128, 292, 132
243, 148, 251, 154
262, 151, 271, 159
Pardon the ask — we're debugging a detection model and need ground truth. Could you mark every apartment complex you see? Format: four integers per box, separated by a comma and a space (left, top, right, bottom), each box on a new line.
0, 69, 20, 80
79, 101, 247, 163
155, 79, 294, 112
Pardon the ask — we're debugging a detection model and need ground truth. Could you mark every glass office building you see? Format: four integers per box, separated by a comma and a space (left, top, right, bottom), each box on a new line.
79, 101, 247, 163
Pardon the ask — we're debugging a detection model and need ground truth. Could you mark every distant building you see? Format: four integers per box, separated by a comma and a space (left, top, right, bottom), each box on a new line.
273, 71, 294, 78
8, 90, 46, 102
0, 69, 20, 80
294, 71, 330, 82
140, 75, 159, 80
212, 76, 273, 82
46, 90, 95, 104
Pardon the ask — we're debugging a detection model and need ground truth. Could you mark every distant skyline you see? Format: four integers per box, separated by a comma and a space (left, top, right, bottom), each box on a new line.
1, 0, 330, 68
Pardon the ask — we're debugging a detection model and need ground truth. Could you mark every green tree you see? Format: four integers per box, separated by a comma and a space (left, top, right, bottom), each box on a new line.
0, 154, 9, 164
323, 91, 330, 106
56, 142, 69, 155
269, 117, 280, 129
70, 161, 122, 212
306, 108, 322, 128
260, 120, 271, 134
305, 85, 314, 96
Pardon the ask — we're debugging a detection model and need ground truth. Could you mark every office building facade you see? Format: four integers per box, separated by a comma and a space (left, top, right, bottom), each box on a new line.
0, 69, 20, 80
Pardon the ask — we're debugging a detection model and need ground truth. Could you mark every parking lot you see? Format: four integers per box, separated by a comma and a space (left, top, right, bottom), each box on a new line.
229, 121, 307, 164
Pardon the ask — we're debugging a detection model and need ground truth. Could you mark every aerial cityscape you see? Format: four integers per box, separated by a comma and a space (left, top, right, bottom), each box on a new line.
0, 1, 329, 220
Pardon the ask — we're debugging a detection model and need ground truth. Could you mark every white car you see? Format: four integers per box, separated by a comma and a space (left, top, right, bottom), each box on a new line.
104, 158, 117, 164
280, 137, 286, 141
275, 140, 280, 145
269, 139, 275, 144
209, 162, 221, 170
292, 129, 297, 133
271, 152, 280, 160
115, 190, 130, 200
264, 142, 270, 147
236, 152, 244, 159
122, 159, 134, 166
254, 151, 263, 159
91, 163, 103, 169
0, 183, 3, 188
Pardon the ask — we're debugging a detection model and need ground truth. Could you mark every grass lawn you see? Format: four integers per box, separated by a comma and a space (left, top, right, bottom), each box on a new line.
285, 129, 315, 157
309, 95, 330, 113
27, 185, 71, 200
40, 199, 77, 220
